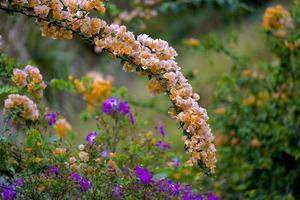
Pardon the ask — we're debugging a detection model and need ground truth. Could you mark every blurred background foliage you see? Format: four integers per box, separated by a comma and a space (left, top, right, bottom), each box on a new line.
1, 0, 298, 199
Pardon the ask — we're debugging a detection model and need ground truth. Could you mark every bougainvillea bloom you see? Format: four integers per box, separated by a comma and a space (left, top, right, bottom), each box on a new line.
80, 178, 92, 192
135, 165, 153, 184
46, 112, 57, 126
2, 185, 16, 200
86, 132, 97, 145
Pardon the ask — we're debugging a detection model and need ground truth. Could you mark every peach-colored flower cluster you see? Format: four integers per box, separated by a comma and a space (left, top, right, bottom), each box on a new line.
73, 71, 111, 110
54, 118, 72, 139
12, 0, 106, 39
4, 94, 39, 121
263, 5, 294, 38
12, 65, 47, 98
5, 0, 216, 172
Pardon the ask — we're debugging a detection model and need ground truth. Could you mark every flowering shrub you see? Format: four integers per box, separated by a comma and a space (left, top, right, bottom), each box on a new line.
188, 3, 300, 199
0, 51, 220, 199
0, 0, 216, 172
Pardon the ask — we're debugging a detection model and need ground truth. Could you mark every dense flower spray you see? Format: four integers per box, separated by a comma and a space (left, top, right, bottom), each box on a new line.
12, 65, 47, 99
4, 94, 39, 121
263, 5, 294, 38
0, 0, 216, 172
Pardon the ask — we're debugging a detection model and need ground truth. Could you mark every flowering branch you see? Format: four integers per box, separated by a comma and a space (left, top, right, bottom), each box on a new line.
0, 0, 216, 173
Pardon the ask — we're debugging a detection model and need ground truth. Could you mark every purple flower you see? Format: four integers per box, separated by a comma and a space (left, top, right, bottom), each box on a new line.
102, 97, 120, 114
80, 178, 92, 192
156, 141, 171, 150
158, 180, 165, 192
121, 167, 128, 174
129, 113, 135, 125
2, 185, 16, 200
46, 112, 57, 126
101, 149, 109, 159
135, 165, 153, 185
112, 184, 123, 198
102, 97, 135, 125
158, 180, 180, 196
172, 157, 180, 167
86, 132, 97, 145
69, 172, 81, 182
49, 166, 60, 176
181, 185, 204, 200
159, 124, 166, 137
14, 178, 24, 187
117, 101, 130, 114
166, 180, 180, 196
207, 192, 221, 200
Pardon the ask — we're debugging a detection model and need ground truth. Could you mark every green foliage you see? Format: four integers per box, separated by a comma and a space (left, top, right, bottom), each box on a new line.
201, 3, 300, 199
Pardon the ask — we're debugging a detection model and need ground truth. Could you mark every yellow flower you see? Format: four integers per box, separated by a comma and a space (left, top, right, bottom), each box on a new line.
108, 159, 117, 169
242, 95, 256, 106
34, 157, 43, 163
54, 118, 72, 139
184, 38, 200, 47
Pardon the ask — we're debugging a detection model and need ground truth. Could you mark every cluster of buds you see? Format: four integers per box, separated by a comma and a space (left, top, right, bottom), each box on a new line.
4, 94, 39, 121
6, 0, 216, 172
12, 65, 47, 99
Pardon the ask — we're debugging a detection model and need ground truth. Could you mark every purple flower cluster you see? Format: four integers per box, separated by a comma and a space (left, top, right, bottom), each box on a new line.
135, 165, 153, 185
86, 131, 97, 145
2, 185, 16, 200
158, 179, 180, 196
102, 97, 134, 125
1, 178, 24, 200
69, 172, 92, 192
46, 112, 57, 126
133, 165, 220, 200
112, 184, 123, 198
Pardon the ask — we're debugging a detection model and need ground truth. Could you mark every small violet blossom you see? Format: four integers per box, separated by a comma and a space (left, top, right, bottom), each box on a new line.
14, 178, 24, 187
46, 112, 57, 126
135, 165, 153, 185
80, 178, 92, 192
159, 124, 166, 137
69, 172, 81, 182
86, 131, 97, 145
101, 149, 109, 159
49, 166, 60, 176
